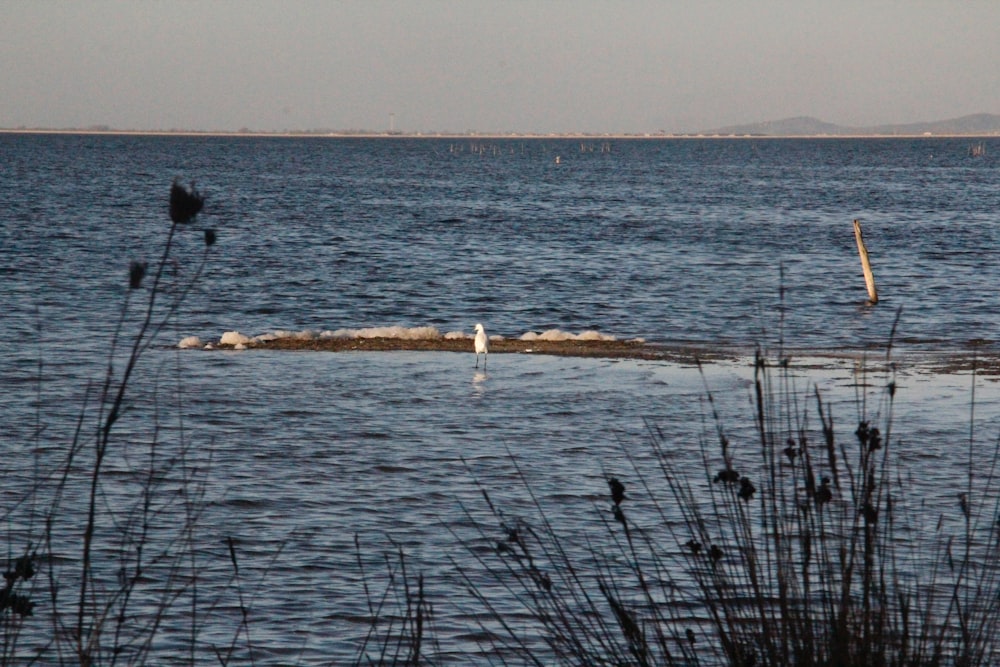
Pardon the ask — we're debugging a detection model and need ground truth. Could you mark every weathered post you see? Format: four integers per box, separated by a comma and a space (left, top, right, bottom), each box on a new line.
853, 219, 878, 304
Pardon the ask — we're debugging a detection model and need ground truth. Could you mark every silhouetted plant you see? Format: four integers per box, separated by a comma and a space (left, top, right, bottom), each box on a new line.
354, 537, 439, 667
435, 328, 1000, 666
169, 179, 204, 224
1, 553, 36, 620
0, 179, 249, 665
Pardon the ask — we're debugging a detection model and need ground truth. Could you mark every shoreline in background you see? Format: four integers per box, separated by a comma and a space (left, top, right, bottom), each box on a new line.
3, 128, 999, 140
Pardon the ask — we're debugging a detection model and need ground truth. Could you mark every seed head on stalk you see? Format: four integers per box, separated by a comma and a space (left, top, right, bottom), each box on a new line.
169, 179, 204, 224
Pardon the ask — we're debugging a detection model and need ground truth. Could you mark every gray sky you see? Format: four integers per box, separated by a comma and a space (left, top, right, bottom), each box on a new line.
3, 1, 998, 134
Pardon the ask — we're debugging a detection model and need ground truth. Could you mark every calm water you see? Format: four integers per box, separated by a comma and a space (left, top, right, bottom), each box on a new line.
2, 134, 1000, 663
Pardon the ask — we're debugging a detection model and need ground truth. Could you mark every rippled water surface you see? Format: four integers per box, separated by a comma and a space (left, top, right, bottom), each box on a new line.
3, 134, 1000, 663
5, 134, 1000, 349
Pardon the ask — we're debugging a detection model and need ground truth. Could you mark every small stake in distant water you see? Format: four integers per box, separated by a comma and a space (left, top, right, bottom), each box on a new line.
853, 219, 878, 304
474, 323, 488, 369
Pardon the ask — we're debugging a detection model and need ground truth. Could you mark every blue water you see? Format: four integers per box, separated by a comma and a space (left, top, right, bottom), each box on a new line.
2, 134, 1000, 664
4, 134, 1000, 352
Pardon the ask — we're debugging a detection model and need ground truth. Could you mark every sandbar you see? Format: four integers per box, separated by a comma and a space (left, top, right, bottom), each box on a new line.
221, 335, 1000, 378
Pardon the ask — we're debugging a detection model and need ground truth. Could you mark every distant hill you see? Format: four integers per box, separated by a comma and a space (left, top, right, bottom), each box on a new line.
704, 113, 1000, 136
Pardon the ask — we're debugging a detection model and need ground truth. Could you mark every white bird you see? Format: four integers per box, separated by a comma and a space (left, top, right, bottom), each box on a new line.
474, 323, 488, 369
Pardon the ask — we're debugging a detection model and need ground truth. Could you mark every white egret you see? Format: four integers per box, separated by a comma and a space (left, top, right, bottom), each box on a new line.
474, 323, 488, 368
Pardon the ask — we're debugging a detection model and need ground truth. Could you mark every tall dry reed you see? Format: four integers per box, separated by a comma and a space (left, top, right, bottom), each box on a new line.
441, 321, 1000, 666
0, 180, 255, 665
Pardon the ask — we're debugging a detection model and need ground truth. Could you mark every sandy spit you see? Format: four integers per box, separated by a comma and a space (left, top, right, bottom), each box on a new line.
234, 336, 737, 364
214, 336, 1000, 378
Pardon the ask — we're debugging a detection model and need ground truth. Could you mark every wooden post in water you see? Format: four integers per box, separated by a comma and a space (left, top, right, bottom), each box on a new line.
853, 219, 878, 304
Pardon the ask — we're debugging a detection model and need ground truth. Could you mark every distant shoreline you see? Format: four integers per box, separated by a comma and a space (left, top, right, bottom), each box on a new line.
2, 128, 998, 140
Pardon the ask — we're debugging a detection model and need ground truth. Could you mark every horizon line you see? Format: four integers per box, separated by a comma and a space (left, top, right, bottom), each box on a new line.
3, 127, 1000, 140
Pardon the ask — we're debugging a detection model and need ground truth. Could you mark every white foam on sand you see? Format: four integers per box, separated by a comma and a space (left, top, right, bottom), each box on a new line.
319, 325, 443, 340
255, 329, 319, 342
219, 331, 253, 346
178, 336, 203, 349
181, 326, 628, 348
520, 329, 617, 342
